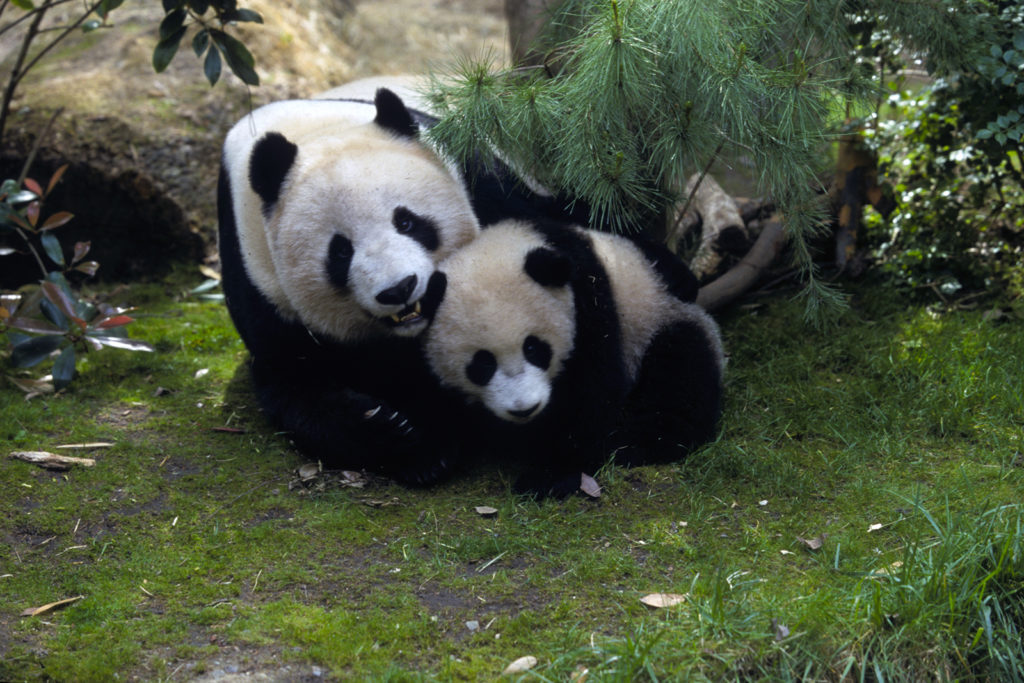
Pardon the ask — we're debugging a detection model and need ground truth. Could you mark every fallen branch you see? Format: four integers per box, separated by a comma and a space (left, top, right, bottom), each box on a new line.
697, 216, 787, 312
9, 450, 96, 470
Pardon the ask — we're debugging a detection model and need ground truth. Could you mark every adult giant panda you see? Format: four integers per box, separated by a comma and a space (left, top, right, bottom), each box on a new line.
218, 86, 567, 485
420, 219, 725, 496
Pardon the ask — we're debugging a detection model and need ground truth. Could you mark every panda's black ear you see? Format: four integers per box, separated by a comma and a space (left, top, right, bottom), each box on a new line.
249, 132, 298, 214
525, 248, 572, 288
373, 88, 418, 138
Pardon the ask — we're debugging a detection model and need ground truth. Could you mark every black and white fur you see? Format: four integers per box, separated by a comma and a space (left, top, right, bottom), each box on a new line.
421, 219, 725, 496
217, 87, 561, 484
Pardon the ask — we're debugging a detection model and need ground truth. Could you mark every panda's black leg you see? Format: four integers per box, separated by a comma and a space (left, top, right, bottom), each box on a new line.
249, 357, 459, 486
611, 320, 723, 467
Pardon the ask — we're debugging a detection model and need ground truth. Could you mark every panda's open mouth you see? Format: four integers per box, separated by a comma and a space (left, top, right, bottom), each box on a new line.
384, 300, 423, 327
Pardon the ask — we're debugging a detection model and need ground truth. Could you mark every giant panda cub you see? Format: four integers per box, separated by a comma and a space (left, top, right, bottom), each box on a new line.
218, 88, 485, 485
421, 219, 725, 497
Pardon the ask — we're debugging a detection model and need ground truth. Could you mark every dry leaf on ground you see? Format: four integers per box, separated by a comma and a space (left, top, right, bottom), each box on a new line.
503, 655, 538, 675
9, 451, 96, 470
298, 463, 320, 481
772, 618, 791, 641
796, 534, 828, 551
640, 593, 687, 608
21, 595, 84, 617
580, 473, 601, 498
475, 506, 498, 517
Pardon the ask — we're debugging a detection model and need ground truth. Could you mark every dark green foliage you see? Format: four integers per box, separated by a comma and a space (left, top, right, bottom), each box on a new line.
427, 0, 999, 315
154, 0, 263, 85
864, 2, 1024, 303
1, 167, 153, 390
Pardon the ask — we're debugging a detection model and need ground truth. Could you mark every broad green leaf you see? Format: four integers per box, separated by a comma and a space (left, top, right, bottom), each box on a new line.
188, 0, 210, 14
11, 335, 64, 368
74, 261, 100, 277
192, 28, 209, 57
41, 280, 85, 331
190, 279, 221, 294
8, 189, 37, 204
97, 0, 125, 19
45, 164, 68, 197
52, 345, 76, 390
211, 30, 258, 85
204, 45, 222, 85
162, 0, 182, 12
40, 298, 68, 329
41, 211, 74, 232
40, 232, 65, 266
153, 26, 188, 73
159, 8, 187, 40
71, 241, 90, 264
224, 8, 263, 23
7, 316, 63, 335
86, 335, 154, 352
94, 314, 134, 330
11, 0, 34, 9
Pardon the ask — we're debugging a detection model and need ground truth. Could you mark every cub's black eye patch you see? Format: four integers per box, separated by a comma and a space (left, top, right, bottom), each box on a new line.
326, 234, 354, 290
393, 206, 439, 252
523, 335, 552, 370
466, 350, 497, 386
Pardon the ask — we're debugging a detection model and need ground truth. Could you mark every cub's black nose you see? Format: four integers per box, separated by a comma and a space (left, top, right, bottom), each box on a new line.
376, 274, 418, 305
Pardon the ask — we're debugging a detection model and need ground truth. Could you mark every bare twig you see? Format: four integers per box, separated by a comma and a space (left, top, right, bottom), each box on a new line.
671, 138, 725, 238
16, 106, 63, 186
0, 1, 48, 143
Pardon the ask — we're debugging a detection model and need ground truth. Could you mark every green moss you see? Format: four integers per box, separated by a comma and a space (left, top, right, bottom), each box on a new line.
2, 273, 1023, 680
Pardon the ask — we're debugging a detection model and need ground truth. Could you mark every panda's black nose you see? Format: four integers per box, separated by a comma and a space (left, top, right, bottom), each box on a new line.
376, 274, 418, 305
507, 403, 541, 420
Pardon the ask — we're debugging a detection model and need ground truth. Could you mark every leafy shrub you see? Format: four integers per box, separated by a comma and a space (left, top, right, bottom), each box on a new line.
0, 0, 265, 390
0, 166, 153, 392
864, 3, 1024, 303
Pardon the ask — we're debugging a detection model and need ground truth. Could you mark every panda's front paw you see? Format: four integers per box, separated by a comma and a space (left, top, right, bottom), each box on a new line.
393, 451, 458, 488
353, 396, 421, 443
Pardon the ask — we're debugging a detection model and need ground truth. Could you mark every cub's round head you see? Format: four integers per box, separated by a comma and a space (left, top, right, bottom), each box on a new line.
248, 89, 479, 342
423, 222, 576, 423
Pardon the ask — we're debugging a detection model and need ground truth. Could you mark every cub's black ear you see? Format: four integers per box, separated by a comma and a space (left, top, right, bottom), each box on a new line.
373, 88, 418, 138
525, 247, 572, 288
420, 271, 448, 321
249, 132, 298, 215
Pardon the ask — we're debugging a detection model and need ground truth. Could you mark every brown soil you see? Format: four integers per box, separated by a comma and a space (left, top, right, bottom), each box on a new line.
0, 0, 508, 283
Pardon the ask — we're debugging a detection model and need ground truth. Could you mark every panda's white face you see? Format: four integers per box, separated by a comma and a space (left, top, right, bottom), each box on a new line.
255, 124, 479, 342
424, 223, 576, 423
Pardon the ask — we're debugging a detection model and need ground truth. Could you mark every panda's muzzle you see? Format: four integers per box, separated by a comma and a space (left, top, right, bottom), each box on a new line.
386, 299, 423, 327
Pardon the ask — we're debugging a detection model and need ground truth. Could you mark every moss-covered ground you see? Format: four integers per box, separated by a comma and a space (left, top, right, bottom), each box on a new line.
2, 269, 1022, 681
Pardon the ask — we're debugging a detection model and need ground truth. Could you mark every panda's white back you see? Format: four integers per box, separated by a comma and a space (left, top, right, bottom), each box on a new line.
588, 231, 726, 381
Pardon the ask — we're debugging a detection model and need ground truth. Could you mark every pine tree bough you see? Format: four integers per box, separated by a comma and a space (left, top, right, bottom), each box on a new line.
696, 216, 787, 312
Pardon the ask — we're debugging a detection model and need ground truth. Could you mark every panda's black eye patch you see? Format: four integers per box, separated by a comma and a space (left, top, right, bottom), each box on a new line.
326, 234, 354, 290
393, 206, 439, 252
523, 335, 552, 370
466, 350, 497, 386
